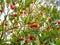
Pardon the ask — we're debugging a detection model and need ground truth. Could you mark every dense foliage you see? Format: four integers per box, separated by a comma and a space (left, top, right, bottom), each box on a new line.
0, 0, 60, 45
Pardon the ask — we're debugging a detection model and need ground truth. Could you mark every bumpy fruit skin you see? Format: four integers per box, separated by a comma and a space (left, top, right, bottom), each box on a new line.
30, 23, 38, 28
29, 35, 33, 40
13, 14, 17, 17
0, 10, 2, 13
20, 11, 23, 14
24, 11, 26, 14
10, 5, 14, 10
58, 21, 60, 24
20, 11, 27, 15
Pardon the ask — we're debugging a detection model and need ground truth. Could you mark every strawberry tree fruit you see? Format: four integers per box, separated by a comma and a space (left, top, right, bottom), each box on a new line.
58, 21, 60, 24
0, 10, 2, 13
30, 23, 39, 28
28, 21, 32, 24
29, 35, 33, 40
24, 11, 27, 14
20, 11, 23, 14
10, 5, 14, 10
13, 13, 17, 17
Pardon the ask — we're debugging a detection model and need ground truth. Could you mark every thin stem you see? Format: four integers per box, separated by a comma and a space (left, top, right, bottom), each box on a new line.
0, 22, 4, 39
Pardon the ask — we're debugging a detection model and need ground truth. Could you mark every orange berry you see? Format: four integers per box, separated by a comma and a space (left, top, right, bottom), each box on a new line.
30, 23, 38, 28
28, 21, 31, 24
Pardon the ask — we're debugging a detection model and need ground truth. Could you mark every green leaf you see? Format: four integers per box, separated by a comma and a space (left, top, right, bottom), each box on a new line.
55, 39, 60, 45
14, 6, 21, 12
14, 19, 18, 23
0, 38, 5, 45
0, 0, 4, 4
24, 17, 28, 24
25, 0, 33, 8
19, 31, 25, 36
9, 14, 14, 23
42, 18, 46, 22
6, 0, 11, 4
43, 32, 50, 39
10, 37, 17, 43
17, 0, 22, 4
36, 36, 40, 45
0, 25, 2, 31
50, 29, 58, 38
31, 41, 36, 45
12, 0, 16, 2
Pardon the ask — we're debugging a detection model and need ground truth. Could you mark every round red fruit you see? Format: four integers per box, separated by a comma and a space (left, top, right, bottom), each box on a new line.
58, 21, 60, 24
10, 5, 14, 10
20, 11, 23, 14
30, 23, 38, 28
13, 14, 17, 17
0, 10, 2, 13
24, 11, 26, 14
29, 35, 33, 40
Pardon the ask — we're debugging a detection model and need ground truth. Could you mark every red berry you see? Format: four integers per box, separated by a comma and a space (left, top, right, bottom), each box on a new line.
58, 21, 60, 24
20, 11, 23, 14
30, 25, 33, 28
10, 5, 14, 10
30, 25, 37, 28
29, 35, 33, 40
24, 11, 26, 14
28, 21, 31, 24
13, 14, 17, 17
0, 10, 2, 13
